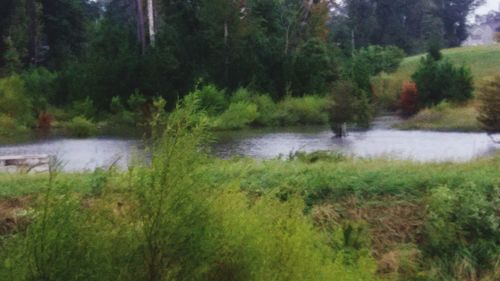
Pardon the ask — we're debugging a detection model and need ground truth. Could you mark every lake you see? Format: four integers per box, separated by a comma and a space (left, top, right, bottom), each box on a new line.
0, 118, 498, 171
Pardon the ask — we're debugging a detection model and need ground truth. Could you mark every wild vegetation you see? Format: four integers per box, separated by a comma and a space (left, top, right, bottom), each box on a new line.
0, 98, 499, 280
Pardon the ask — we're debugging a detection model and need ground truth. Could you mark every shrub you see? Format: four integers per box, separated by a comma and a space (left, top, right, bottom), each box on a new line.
412, 53, 474, 106
64, 116, 97, 137
22, 67, 58, 111
327, 81, 360, 137
70, 97, 96, 119
371, 72, 402, 110
275, 96, 328, 126
399, 82, 419, 117
0, 114, 29, 138
252, 94, 277, 126
0, 75, 33, 125
194, 84, 227, 115
477, 76, 500, 133
213, 102, 258, 130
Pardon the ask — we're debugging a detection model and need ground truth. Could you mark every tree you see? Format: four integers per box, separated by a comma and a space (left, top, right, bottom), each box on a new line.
437, 0, 485, 47
412, 48, 473, 106
477, 76, 500, 134
327, 81, 358, 137
40, 0, 88, 66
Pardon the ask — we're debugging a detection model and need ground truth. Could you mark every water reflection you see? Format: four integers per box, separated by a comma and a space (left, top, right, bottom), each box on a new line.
0, 127, 498, 172
212, 127, 499, 162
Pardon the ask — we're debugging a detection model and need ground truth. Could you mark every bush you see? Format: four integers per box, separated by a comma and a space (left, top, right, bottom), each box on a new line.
400, 82, 419, 117
327, 81, 370, 137
412, 52, 474, 106
371, 72, 402, 110
213, 102, 258, 130
252, 94, 277, 126
194, 84, 227, 115
0, 114, 29, 138
477, 76, 500, 133
275, 96, 328, 126
64, 116, 97, 137
0, 75, 33, 125
22, 67, 58, 111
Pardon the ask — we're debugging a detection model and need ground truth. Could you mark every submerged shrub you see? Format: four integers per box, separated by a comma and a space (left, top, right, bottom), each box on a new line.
64, 116, 97, 137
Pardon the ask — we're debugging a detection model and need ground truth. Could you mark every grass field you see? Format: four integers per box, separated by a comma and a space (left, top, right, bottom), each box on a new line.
393, 44, 500, 86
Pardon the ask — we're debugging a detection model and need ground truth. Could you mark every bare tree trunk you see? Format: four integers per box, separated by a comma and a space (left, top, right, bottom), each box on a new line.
147, 0, 155, 46
224, 20, 229, 84
135, 0, 146, 53
27, 0, 40, 65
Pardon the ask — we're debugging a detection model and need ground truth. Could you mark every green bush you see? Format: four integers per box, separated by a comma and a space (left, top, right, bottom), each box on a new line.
194, 84, 227, 115
64, 116, 97, 137
0, 75, 33, 125
371, 72, 402, 110
252, 94, 277, 126
22, 67, 58, 112
213, 102, 258, 130
275, 96, 328, 126
0, 114, 29, 139
328, 81, 372, 137
412, 52, 474, 106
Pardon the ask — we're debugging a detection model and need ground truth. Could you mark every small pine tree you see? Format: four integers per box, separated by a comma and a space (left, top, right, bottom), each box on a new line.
477, 76, 500, 133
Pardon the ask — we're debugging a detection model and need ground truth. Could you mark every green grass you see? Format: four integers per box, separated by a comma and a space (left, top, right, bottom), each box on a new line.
395, 102, 481, 131
393, 44, 500, 86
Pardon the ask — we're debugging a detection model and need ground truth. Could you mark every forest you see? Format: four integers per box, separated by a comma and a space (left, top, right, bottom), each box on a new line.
1, 0, 495, 138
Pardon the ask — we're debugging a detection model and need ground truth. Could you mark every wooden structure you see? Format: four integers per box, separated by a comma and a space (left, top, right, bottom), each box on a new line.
0, 155, 50, 174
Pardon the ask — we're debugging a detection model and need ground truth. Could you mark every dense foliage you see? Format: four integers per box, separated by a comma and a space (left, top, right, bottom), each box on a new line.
331, 0, 484, 53
412, 49, 474, 107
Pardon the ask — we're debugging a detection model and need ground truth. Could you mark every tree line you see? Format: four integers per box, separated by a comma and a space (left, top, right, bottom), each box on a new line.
0, 0, 484, 118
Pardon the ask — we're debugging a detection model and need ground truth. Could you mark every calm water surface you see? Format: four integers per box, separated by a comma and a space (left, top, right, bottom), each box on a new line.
0, 117, 498, 171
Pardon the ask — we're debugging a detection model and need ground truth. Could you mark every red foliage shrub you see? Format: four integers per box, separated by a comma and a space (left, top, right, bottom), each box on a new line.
399, 82, 418, 117
37, 111, 54, 130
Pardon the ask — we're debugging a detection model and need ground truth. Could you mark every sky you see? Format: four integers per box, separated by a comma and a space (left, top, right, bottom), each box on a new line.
475, 0, 499, 15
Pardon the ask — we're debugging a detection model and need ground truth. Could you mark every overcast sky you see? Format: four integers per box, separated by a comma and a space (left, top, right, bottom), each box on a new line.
475, 0, 499, 14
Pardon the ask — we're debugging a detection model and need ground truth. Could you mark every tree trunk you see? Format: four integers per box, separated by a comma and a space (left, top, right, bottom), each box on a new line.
147, 0, 155, 46
135, 0, 146, 53
27, 0, 40, 65
224, 20, 229, 84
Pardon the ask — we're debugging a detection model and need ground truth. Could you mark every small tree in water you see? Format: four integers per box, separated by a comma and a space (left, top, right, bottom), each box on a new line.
327, 81, 358, 137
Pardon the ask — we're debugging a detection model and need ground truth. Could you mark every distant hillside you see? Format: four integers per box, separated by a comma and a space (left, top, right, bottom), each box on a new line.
392, 44, 500, 86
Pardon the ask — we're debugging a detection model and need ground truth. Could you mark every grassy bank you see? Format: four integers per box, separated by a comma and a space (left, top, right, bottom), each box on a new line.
1, 153, 499, 280
375, 45, 500, 132
395, 102, 481, 132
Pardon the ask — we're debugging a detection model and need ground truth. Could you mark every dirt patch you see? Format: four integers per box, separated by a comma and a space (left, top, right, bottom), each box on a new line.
312, 196, 426, 255
0, 196, 31, 235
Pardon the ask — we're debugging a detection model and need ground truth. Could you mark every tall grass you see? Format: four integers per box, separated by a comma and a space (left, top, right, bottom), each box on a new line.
0, 96, 379, 281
